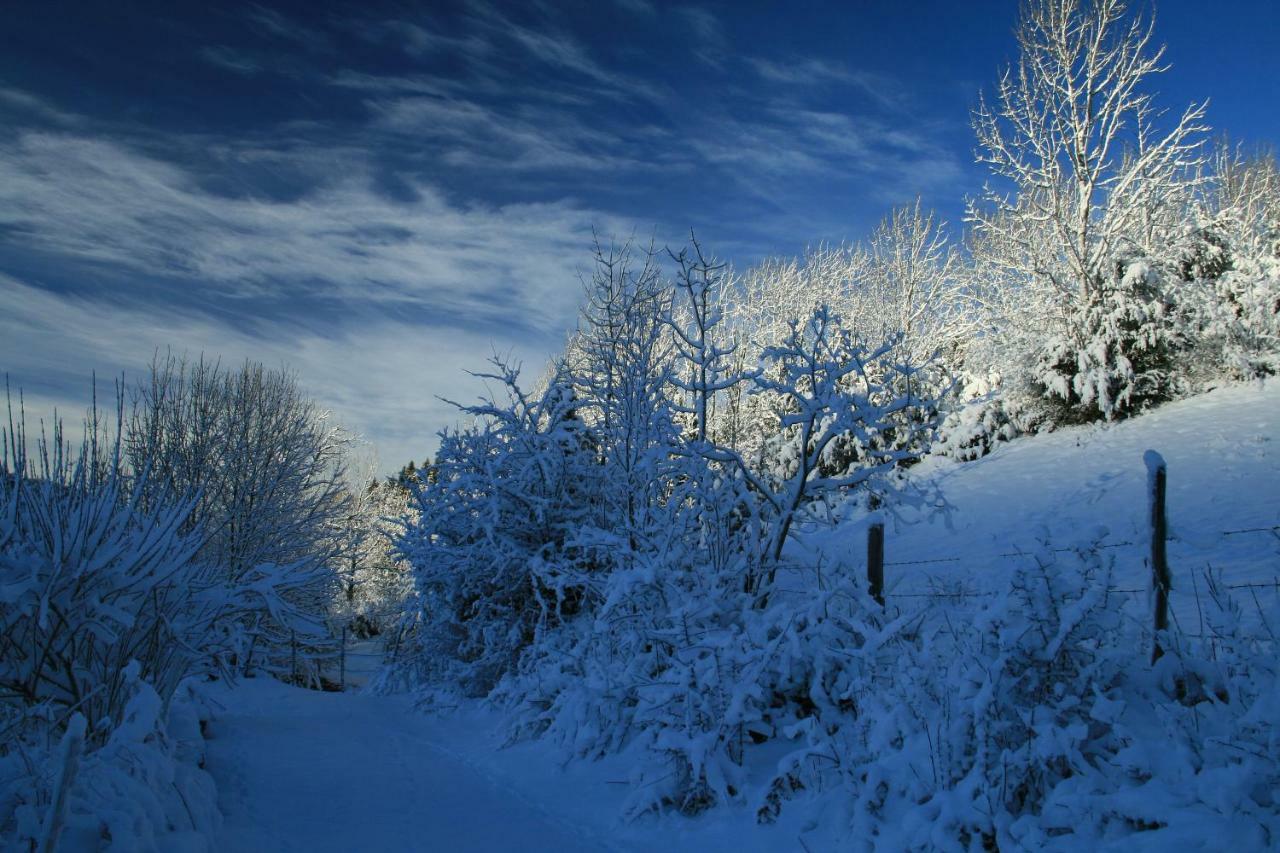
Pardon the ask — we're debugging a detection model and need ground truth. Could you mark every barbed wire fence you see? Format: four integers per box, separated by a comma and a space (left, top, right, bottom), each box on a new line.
854, 450, 1279, 656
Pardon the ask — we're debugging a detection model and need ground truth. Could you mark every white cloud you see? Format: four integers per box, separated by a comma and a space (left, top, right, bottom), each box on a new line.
0, 13, 973, 473
676, 7, 729, 66
748, 59, 909, 111
0, 128, 631, 471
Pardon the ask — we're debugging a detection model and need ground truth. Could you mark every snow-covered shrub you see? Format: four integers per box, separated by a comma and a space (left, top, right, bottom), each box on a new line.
743, 307, 948, 591
1, 673, 221, 852
0, 423, 202, 743
1, 407, 330, 731
1204, 268, 1280, 378
1178, 148, 1280, 381
483, 306, 951, 816
395, 242, 952, 820
935, 392, 1045, 462
751, 542, 1280, 850
0, 401, 316, 849
398, 360, 608, 696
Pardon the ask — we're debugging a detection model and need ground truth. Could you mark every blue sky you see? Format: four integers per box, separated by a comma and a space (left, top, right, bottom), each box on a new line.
1, 0, 1276, 472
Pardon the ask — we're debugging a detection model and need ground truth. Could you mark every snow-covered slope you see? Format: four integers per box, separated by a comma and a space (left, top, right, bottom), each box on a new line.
808, 380, 1280, 629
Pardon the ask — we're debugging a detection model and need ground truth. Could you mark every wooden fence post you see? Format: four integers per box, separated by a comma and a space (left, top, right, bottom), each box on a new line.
868, 520, 885, 608
340, 626, 347, 692
1145, 450, 1170, 662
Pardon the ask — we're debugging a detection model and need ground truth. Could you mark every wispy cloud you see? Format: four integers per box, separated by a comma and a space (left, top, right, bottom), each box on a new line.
244, 4, 335, 54
0, 87, 81, 127
748, 58, 909, 110
0, 4, 975, 470
348, 5, 667, 106
365, 95, 660, 173
199, 46, 263, 76
611, 0, 655, 15
684, 103, 963, 205
354, 19, 495, 63
677, 6, 730, 66
0, 131, 620, 332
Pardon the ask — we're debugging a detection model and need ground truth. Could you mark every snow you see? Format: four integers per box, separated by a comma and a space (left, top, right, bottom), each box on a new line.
824, 380, 1280, 624
203, 678, 831, 852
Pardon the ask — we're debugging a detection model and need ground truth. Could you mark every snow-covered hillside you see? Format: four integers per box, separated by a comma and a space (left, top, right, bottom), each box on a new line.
808, 380, 1280, 627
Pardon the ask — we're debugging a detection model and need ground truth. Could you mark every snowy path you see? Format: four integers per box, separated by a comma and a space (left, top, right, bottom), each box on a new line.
202, 677, 825, 852
203, 679, 618, 853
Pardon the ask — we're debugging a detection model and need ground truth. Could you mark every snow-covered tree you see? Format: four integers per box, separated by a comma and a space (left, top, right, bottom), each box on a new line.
1181, 143, 1280, 377
333, 475, 414, 637
852, 200, 972, 371
568, 237, 679, 552
968, 0, 1208, 422
668, 235, 740, 446
725, 306, 946, 599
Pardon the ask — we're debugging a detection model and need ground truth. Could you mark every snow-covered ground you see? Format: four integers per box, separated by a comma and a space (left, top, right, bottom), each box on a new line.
203, 677, 834, 852
201, 382, 1280, 852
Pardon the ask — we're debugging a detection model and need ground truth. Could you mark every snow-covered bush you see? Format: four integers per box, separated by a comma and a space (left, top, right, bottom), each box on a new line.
1179, 146, 1280, 381
467, 301, 951, 816
0, 419, 201, 744
0, 674, 221, 852
398, 360, 608, 696
1033, 258, 1187, 423
739, 306, 948, 594
935, 390, 1047, 462
0, 400, 318, 849
756, 543, 1280, 850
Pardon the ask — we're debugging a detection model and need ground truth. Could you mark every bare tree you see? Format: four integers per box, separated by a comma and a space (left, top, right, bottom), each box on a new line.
967, 0, 1208, 419
333, 471, 414, 636
1203, 142, 1280, 270
126, 354, 351, 639
569, 236, 676, 544
969, 0, 1207, 306
668, 235, 740, 445
858, 200, 973, 370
